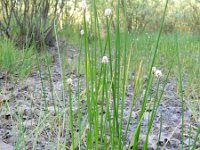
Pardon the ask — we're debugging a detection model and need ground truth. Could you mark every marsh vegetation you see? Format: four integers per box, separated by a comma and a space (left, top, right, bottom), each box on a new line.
0, 0, 200, 149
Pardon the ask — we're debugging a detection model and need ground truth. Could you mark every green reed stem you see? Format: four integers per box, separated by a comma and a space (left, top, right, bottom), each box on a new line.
156, 111, 163, 150
105, 16, 117, 148
54, 20, 65, 111
115, 0, 121, 139
100, 63, 107, 145
83, 10, 93, 148
191, 126, 200, 150
175, 33, 184, 150
119, 0, 129, 148
132, 0, 169, 148
77, 34, 83, 149
68, 84, 74, 149
35, 50, 48, 112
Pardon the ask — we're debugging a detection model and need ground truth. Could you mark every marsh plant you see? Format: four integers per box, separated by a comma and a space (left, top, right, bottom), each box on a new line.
45, 0, 199, 149
0, 0, 199, 149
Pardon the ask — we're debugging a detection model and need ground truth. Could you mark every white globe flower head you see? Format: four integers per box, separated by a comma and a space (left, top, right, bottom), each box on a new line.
81, 0, 87, 11
102, 56, 109, 64
155, 70, 162, 78
67, 78, 73, 85
104, 8, 112, 17
80, 29, 84, 36
152, 67, 156, 74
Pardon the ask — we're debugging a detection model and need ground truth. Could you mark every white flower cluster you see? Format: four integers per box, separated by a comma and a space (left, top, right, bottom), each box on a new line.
152, 67, 162, 78
102, 56, 109, 64
81, 0, 87, 11
80, 29, 84, 36
155, 70, 162, 78
152, 67, 156, 74
67, 78, 73, 85
104, 8, 112, 17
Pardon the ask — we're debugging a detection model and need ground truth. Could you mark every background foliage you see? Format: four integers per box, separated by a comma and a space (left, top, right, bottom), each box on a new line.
0, 0, 200, 47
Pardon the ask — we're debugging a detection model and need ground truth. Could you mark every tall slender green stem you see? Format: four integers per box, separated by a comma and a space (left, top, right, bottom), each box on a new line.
175, 33, 184, 150
68, 84, 74, 149
132, 0, 169, 149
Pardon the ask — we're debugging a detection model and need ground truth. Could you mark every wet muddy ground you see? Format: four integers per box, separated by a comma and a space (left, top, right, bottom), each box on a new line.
0, 49, 199, 150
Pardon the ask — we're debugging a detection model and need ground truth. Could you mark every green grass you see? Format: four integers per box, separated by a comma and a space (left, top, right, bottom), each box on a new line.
0, 39, 16, 70
0, 38, 36, 78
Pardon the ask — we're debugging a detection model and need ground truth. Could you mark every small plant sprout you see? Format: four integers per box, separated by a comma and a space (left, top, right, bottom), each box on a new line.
152, 67, 157, 74
102, 56, 109, 64
67, 78, 73, 86
81, 0, 87, 11
80, 29, 84, 36
155, 69, 162, 78
104, 8, 112, 17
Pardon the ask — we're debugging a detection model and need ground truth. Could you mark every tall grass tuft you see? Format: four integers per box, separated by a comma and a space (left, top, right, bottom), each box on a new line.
131, 0, 169, 149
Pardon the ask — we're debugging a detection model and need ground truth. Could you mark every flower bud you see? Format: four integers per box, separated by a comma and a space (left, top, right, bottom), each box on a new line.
102, 56, 109, 64
104, 8, 112, 17
67, 78, 72, 85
